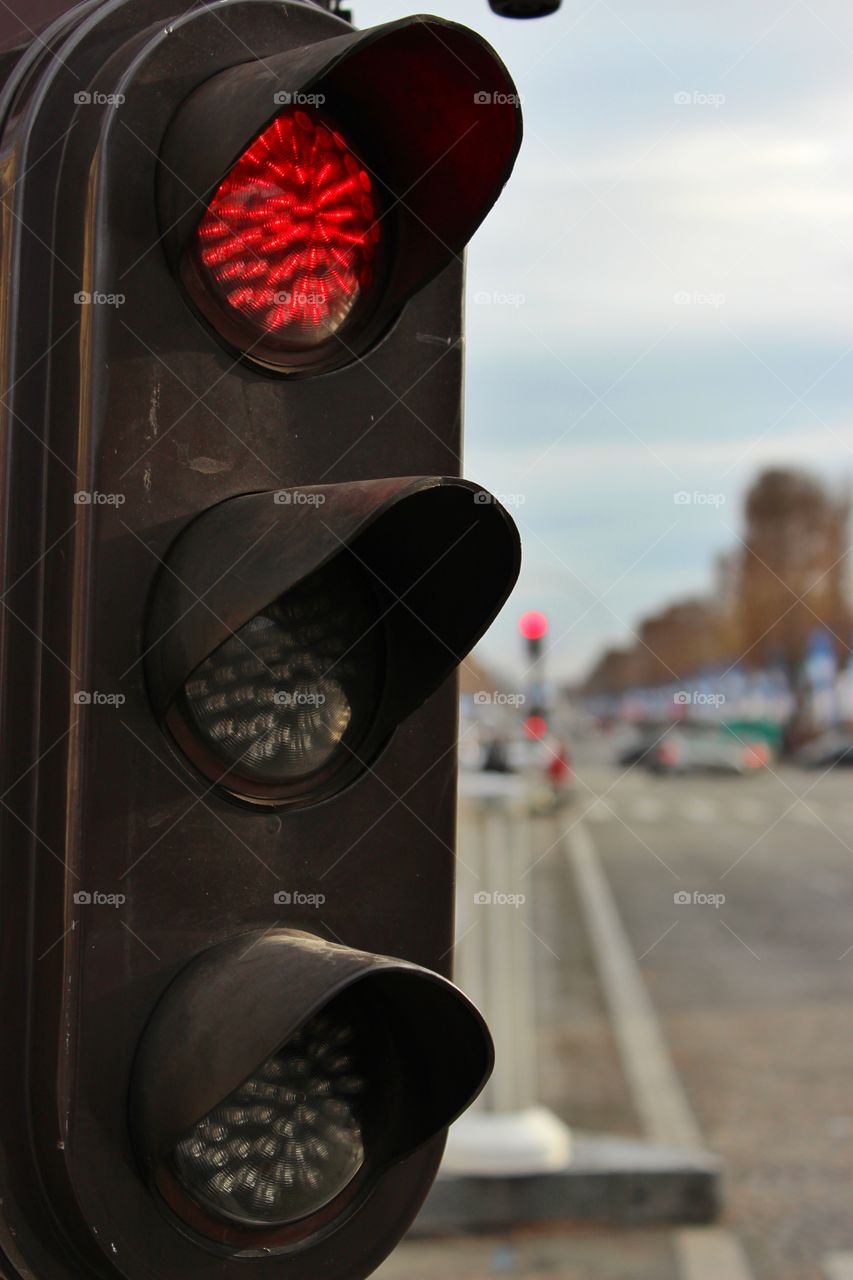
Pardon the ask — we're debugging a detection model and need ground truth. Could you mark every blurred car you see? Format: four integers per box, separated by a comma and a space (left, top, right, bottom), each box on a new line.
617, 722, 671, 767
647, 725, 769, 775
792, 730, 853, 769
482, 738, 515, 773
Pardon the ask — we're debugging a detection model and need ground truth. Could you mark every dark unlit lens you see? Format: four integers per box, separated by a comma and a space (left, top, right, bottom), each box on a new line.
181, 558, 384, 786
171, 1008, 368, 1227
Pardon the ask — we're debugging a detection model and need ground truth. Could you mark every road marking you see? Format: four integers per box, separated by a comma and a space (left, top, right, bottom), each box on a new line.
584, 801, 614, 824
567, 822, 756, 1280
566, 821, 703, 1148
580, 794, 779, 828
791, 804, 822, 825
732, 799, 770, 825
823, 1254, 853, 1280
629, 797, 666, 823
680, 797, 717, 825
675, 1229, 754, 1280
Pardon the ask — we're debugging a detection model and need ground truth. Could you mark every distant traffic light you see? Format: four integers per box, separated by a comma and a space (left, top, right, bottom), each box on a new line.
489, 0, 563, 16
0, 3, 523, 1278
523, 714, 549, 741
519, 609, 549, 643
520, 612, 549, 723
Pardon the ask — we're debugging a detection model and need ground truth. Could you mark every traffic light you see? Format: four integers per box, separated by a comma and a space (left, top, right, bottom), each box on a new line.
0, 3, 522, 1279
519, 610, 549, 724
489, 0, 563, 15
519, 609, 550, 661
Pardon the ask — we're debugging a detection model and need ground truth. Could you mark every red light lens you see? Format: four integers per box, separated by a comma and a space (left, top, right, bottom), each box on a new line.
191, 107, 381, 368
518, 611, 548, 641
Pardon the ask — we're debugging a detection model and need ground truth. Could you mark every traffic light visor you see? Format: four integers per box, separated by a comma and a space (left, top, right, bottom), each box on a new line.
159, 15, 523, 371
131, 929, 493, 1249
144, 478, 521, 806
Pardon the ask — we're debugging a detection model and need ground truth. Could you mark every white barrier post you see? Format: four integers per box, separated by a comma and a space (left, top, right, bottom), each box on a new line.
442, 773, 572, 1175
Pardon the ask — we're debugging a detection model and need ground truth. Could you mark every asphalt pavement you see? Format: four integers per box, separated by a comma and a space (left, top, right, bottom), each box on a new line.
377, 745, 853, 1280
573, 753, 853, 1280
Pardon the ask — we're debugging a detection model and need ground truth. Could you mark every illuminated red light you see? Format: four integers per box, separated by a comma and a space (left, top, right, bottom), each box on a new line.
518, 611, 548, 641
523, 715, 548, 741
194, 107, 380, 357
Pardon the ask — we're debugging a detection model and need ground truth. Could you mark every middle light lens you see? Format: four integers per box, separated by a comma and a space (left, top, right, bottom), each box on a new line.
179, 556, 385, 791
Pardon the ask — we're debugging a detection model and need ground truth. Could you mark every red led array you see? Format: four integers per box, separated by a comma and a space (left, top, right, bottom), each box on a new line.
196, 107, 380, 351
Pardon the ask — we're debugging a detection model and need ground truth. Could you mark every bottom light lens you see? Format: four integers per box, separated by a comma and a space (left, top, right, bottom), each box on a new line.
171, 1006, 368, 1227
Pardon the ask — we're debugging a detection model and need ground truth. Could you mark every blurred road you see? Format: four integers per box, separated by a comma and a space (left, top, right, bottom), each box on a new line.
379, 750, 853, 1280
564, 753, 853, 1280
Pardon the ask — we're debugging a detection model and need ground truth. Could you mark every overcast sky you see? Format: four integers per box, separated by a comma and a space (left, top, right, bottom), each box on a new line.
352, 0, 853, 683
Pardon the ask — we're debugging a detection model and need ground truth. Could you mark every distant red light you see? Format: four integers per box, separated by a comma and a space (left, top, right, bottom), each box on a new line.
518, 611, 548, 641
194, 107, 380, 358
523, 715, 548, 741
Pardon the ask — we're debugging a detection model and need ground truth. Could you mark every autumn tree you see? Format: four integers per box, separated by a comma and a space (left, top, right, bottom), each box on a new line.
638, 598, 729, 687
736, 467, 850, 732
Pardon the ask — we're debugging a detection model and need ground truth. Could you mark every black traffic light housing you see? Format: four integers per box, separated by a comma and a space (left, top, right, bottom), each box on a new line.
0, 2, 522, 1278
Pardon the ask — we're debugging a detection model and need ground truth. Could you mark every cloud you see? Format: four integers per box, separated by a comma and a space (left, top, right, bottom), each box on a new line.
352, 0, 853, 680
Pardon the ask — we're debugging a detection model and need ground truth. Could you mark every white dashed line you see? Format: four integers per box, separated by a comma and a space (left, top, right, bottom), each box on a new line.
732, 799, 770, 825
823, 1253, 853, 1280
628, 797, 666, 824
791, 805, 822, 826
583, 801, 614, 824
675, 1228, 755, 1280
680, 798, 717, 825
